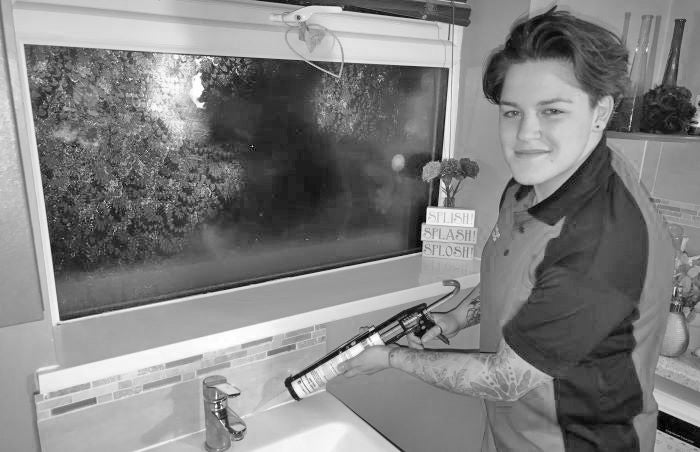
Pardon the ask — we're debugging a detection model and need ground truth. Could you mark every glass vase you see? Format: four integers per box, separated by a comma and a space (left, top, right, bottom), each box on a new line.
610, 14, 653, 132
661, 18, 686, 87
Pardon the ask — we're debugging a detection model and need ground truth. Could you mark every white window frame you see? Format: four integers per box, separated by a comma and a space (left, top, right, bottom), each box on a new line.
9, 0, 463, 326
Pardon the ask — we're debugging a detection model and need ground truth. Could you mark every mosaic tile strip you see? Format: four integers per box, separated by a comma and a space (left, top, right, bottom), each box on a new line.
285, 326, 314, 338
282, 332, 311, 346
241, 337, 273, 349
653, 197, 700, 214
51, 397, 96, 416
165, 354, 202, 369
35, 326, 326, 420
267, 344, 295, 356
142, 375, 182, 391
653, 198, 700, 229
196, 362, 231, 376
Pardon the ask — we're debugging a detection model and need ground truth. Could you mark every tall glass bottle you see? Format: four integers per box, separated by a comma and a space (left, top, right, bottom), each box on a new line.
610, 14, 653, 132
621, 11, 631, 47
661, 18, 686, 87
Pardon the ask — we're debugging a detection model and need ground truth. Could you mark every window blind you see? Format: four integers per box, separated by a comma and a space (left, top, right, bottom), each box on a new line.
257, 0, 471, 27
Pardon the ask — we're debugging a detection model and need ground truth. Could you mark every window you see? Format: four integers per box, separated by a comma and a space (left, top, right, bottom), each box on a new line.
13, 0, 461, 322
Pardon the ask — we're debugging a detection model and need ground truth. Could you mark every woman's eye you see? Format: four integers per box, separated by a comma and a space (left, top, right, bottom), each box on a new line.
502, 110, 520, 119
542, 108, 564, 116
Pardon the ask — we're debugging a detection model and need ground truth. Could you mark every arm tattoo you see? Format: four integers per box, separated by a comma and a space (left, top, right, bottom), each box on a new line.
388, 339, 551, 402
463, 297, 481, 328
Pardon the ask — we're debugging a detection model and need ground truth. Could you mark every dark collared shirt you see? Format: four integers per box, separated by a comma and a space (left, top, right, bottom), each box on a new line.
480, 137, 674, 451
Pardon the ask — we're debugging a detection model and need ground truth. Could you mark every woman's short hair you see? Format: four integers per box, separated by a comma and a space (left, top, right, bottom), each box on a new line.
483, 8, 629, 106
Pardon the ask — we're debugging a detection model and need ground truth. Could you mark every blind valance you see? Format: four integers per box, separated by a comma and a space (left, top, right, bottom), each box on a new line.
258, 0, 471, 27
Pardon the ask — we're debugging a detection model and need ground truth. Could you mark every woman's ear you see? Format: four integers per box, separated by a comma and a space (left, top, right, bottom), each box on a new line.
593, 95, 615, 130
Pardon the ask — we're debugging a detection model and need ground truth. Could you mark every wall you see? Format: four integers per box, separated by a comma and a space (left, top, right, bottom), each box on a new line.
544, 0, 700, 255
0, 2, 467, 451
529, 0, 673, 91
8, 2, 694, 452
609, 137, 700, 255
0, 5, 58, 452
538, 0, 700, 101
657, 0, 700, 255
0, 0, 528, 448
459, 0, 700, 256
0, 3, 463, 451
452, 0, 531, 255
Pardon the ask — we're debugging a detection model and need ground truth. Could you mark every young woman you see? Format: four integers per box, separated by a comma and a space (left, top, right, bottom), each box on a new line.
339, 8, 674, 451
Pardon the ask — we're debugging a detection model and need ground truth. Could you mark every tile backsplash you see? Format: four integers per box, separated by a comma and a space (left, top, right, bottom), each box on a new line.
654, 197, 700, 255
34, 325, 327, 452
609, 137, 700, 256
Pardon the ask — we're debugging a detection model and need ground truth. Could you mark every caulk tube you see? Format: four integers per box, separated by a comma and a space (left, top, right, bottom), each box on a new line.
285, 330, 384, 400
284, 305, 427, 400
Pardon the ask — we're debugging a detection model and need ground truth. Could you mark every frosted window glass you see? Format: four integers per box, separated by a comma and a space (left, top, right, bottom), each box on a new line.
25, 45, 446, 320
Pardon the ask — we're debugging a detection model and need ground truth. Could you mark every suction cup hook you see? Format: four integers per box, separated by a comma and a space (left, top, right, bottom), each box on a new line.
270, 6, 343, 23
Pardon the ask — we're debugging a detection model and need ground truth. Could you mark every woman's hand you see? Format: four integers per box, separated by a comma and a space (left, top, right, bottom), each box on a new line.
407, 312, 463, 349
338, 345, 393, 378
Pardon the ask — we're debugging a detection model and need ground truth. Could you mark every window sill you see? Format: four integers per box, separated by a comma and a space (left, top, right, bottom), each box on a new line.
607, 131, 700, 143
38, 254, 480, 393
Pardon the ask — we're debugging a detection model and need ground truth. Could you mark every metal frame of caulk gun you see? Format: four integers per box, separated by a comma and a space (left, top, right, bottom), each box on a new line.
377, 279, 462, 345
285, 279, 466, 400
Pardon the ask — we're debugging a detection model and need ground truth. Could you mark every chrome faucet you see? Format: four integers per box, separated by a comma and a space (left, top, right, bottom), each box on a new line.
203, 375, 247, 452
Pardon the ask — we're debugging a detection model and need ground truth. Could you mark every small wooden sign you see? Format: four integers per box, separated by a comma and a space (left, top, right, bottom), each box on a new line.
422, 241, 475, 260
420, 223, 477, 244
425, 207, 475, 227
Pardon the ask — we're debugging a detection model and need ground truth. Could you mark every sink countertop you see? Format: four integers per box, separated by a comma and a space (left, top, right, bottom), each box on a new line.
655, 352, 700, 426
140, 391, 400, 452
656, 352, 700, 393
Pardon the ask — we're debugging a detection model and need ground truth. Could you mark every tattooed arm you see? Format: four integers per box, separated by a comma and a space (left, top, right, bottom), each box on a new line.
341, 284, 549, 401
413, 285, 481, 346
462, 296, 481, 329
388, 339, 551, 401
452, 284, 481, 329
340, 338, 550, 401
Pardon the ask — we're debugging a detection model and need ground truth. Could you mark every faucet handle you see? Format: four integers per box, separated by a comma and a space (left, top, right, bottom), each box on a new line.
214, 383, 241, 398
203, 375, 241, 402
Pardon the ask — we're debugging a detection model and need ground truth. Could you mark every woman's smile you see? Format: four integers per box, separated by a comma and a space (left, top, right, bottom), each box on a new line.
514, 148, 550, 158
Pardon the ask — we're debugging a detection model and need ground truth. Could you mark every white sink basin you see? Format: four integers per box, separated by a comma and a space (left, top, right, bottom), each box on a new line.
249, 421, 390, 452
143, 391, 399, 452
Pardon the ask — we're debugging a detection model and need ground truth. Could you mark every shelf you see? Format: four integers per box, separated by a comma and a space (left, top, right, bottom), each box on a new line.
607, 131, 700, 143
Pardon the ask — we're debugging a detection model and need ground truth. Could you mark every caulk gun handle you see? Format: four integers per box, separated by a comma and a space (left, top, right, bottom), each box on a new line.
427, 315, 451, 345
415, 312, 450, 345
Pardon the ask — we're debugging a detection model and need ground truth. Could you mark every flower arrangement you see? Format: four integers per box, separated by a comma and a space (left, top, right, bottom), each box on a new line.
675, 252, 700, 311
640, 85, 697, 134
422, 157, 479, 207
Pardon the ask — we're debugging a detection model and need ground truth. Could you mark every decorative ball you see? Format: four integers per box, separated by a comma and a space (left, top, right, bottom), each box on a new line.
391, 154, 405, 172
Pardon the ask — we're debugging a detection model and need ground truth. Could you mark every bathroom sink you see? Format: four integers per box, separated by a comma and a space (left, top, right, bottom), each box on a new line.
242, 420, 393, 452
143, 391, 400, 452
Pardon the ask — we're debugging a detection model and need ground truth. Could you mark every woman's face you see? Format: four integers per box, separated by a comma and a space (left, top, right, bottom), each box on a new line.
498, 59, 607, 201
